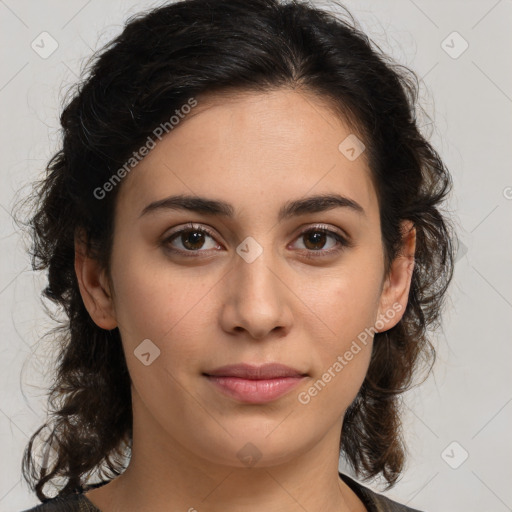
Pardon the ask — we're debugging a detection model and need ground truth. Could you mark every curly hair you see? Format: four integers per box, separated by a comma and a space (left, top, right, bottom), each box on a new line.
18, 0, 456, 502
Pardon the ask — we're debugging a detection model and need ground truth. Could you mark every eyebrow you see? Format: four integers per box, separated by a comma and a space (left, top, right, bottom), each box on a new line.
138, 193, 365, 221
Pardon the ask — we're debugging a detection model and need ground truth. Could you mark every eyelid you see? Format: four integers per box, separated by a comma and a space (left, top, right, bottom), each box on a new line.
295, 223, 352, 244
163, 222, 219, 241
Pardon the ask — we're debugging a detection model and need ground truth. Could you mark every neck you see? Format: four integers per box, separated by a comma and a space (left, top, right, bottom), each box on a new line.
86, 391, 366, 512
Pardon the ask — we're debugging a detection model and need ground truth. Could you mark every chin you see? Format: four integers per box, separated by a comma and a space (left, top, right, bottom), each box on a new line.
191, 427, 312, 469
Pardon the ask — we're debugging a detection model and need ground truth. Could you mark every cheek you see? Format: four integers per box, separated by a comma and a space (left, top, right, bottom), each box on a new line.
302, 345, 372, 411
296, 255, 382, 405
296, 314, 373, 434
301, 259, 383, 345
109, 245, 221, 359
111, 260, 217, 412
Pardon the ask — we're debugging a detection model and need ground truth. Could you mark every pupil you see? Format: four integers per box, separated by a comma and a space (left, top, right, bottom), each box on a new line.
305, 231, 325, 250
184, 231, 204, 249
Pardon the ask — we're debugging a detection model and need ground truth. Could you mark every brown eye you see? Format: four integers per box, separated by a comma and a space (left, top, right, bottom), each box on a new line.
301, 230, 332, 250
292, 226, 352, 258
162, 223, 221, 255
173, 229, 209, 250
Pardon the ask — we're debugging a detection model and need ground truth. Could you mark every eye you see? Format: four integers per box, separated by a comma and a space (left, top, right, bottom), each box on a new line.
162, 223, 221, 256
291, 225, 352, 258
161, 222, 352, 258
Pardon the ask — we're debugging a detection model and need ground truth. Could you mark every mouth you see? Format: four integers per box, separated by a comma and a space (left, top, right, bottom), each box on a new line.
203, 363, 308, 404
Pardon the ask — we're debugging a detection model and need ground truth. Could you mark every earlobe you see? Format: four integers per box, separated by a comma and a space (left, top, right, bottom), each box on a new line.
74, 232, 117, 330
376, 221, 416, 332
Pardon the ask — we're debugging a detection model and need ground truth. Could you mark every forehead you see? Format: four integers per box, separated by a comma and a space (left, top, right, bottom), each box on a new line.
115, 88, 378, 224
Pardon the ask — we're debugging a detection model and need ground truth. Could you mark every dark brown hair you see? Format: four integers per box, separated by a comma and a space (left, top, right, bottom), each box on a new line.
17, 0, 456, 502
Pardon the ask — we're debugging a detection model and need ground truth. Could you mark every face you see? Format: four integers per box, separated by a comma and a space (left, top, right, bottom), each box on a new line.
76, 88, 415, 469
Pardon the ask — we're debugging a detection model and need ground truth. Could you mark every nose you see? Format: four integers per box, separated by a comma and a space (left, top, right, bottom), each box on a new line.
219, 244, 293, 341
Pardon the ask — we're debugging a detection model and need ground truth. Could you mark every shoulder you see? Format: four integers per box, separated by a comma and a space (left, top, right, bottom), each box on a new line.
339, 472, 425, 512
21, 480, 109, 512
364, 490, 424, 512
20, 492, 101, 512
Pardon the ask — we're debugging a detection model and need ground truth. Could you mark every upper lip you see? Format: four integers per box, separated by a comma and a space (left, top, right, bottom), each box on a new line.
204, 363, 307, 379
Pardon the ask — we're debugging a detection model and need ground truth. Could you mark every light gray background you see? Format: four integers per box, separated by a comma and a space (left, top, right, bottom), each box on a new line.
1, 0, 511, 511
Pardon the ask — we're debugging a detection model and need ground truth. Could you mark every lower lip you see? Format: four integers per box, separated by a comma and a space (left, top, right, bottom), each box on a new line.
205, 375, 305, 404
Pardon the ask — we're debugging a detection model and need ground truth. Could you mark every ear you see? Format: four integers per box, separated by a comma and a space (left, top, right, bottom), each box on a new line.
375, 220, 416, 332
74, 230, 117, 330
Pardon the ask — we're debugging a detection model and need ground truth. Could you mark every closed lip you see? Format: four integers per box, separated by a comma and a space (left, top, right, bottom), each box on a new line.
203, 363, 308, 379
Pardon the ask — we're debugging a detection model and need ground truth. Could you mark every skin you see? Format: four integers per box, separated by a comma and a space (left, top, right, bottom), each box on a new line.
75, 88, 415, 512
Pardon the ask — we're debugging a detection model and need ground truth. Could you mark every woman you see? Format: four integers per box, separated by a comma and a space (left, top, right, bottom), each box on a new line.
20, 0, 455, 510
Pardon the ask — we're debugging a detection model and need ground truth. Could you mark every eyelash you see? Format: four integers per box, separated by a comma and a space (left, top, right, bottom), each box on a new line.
161, 222, 353, 259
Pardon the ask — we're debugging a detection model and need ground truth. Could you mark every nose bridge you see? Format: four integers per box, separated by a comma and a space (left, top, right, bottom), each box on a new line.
223, 234, 291, 337
234, 234, 281, 303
